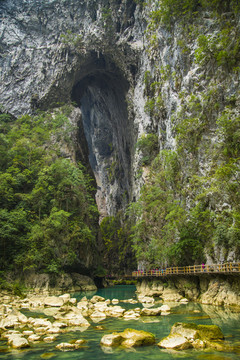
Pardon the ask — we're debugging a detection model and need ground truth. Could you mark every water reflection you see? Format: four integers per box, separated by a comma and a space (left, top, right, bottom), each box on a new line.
1, 286, 240, 360
200, 304, 240, 327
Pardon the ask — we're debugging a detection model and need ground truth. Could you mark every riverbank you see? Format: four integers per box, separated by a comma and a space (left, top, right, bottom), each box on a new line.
0, 285, 240, 359
136, 274, 240, 308
0, 271, 99, 297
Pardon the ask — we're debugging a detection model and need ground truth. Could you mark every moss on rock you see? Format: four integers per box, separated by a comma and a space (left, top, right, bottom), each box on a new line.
171, 322, 224, 341
100, 328, 155, 348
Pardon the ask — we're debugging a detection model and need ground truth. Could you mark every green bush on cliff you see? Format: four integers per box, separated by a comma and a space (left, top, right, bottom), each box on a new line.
136, 133, 159, 165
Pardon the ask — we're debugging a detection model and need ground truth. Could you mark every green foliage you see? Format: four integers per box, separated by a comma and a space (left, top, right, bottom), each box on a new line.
143, 71, 165, 123
0, 109, 98, 275
168, 237, 205, 266
136, 133, 159, 165
216, 108, 240, 158
101, 7, 114, 37
146, 0, 240, 72
131, 0, 240, 268
147, 0, 240, 29
149, 0, 199, 30
60, 30, 84, 53
195, 28, 240, 71
100, 214, 136, 275
0, 272, 26, 297
11, 281, 26, 297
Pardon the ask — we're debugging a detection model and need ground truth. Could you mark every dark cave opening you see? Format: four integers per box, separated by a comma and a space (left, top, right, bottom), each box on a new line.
71, 53, 133, 217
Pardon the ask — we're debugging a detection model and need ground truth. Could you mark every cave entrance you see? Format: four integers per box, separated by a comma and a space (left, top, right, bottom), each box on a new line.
71, 53, 132, 219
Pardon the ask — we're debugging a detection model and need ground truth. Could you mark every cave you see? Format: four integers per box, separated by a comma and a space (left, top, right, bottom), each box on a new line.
71, 52, 133, 218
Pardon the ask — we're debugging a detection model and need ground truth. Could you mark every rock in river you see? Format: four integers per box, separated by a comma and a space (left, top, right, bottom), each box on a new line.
100, 328, 155, 348
158, 322, 225, 351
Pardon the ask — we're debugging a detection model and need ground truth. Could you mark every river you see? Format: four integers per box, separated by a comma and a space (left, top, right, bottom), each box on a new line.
0, 285, 240, 359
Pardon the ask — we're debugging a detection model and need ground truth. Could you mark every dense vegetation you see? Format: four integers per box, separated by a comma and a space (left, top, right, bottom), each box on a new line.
1, 0, 240, 282
100, 213, 136, 275
129, 0, 240, 268
0, 107, 99, 283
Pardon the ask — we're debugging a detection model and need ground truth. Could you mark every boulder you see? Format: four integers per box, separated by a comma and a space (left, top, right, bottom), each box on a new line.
56, 340, 87, 350
77, 300, 89, 313
28, 334, 41, 342
90, 311, 106, 320
171, 323, 224, 341
75, 339, 87, 346
1, 330, 22, 339
44, 296, 64, 307
90, 295, 105, 304
105, 306, 125, 317
94, 302, 108, 311
159, 304, 171, 313
23, 330, 34, 336
123, 310, 140, 320
158, 322, 225, 351
100, 328, 155, 348
112, 299, 119, 304
56, 342, 76, 350
35, 327, 49, 334
52, 321, 68, 328
141, 307, 162, 316
129, 299, 138, 304
121, 328, 155, 347
32, 318, 52, 328
46, 327, 61, 334
28, 297, 44, 308
0, 309, 28, 329
43, 307, 61, 317
158, 334, 192, 350
43, 335, 57, 342
7, 334, 30, 349
100, 333, 124, 347
170, 323, 198, 340
59, 293, 71, 303
138, 295, 155, 303
54, 309, 90, 327
69, 298, 77, 305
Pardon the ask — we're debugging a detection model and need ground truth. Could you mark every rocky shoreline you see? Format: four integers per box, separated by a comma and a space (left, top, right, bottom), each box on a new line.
19, 272, 98, 295
0, 292, 171, 350
136, 274, 240, 308
0, 291, 237, 354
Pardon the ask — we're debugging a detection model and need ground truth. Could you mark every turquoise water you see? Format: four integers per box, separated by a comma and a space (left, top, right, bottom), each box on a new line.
0, 285, 240, 359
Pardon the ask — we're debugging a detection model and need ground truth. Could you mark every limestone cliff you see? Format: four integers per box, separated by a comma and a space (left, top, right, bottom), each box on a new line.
1, 0, 240, 265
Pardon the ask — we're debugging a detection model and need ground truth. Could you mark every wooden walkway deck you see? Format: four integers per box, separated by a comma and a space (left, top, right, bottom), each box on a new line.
132, 263, 240, 277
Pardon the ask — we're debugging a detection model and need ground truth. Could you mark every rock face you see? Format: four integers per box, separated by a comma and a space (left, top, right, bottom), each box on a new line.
1, 0, 240, 269
21, 271, 97, 294
136, 275, 240, 307
0, 0, 139, 217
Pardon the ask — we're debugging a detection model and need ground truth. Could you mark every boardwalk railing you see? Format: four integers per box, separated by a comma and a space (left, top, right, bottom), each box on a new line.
132, 263, 240, 277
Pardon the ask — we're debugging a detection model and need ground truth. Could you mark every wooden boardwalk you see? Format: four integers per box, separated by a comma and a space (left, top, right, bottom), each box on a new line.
132, 263, 240, 277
